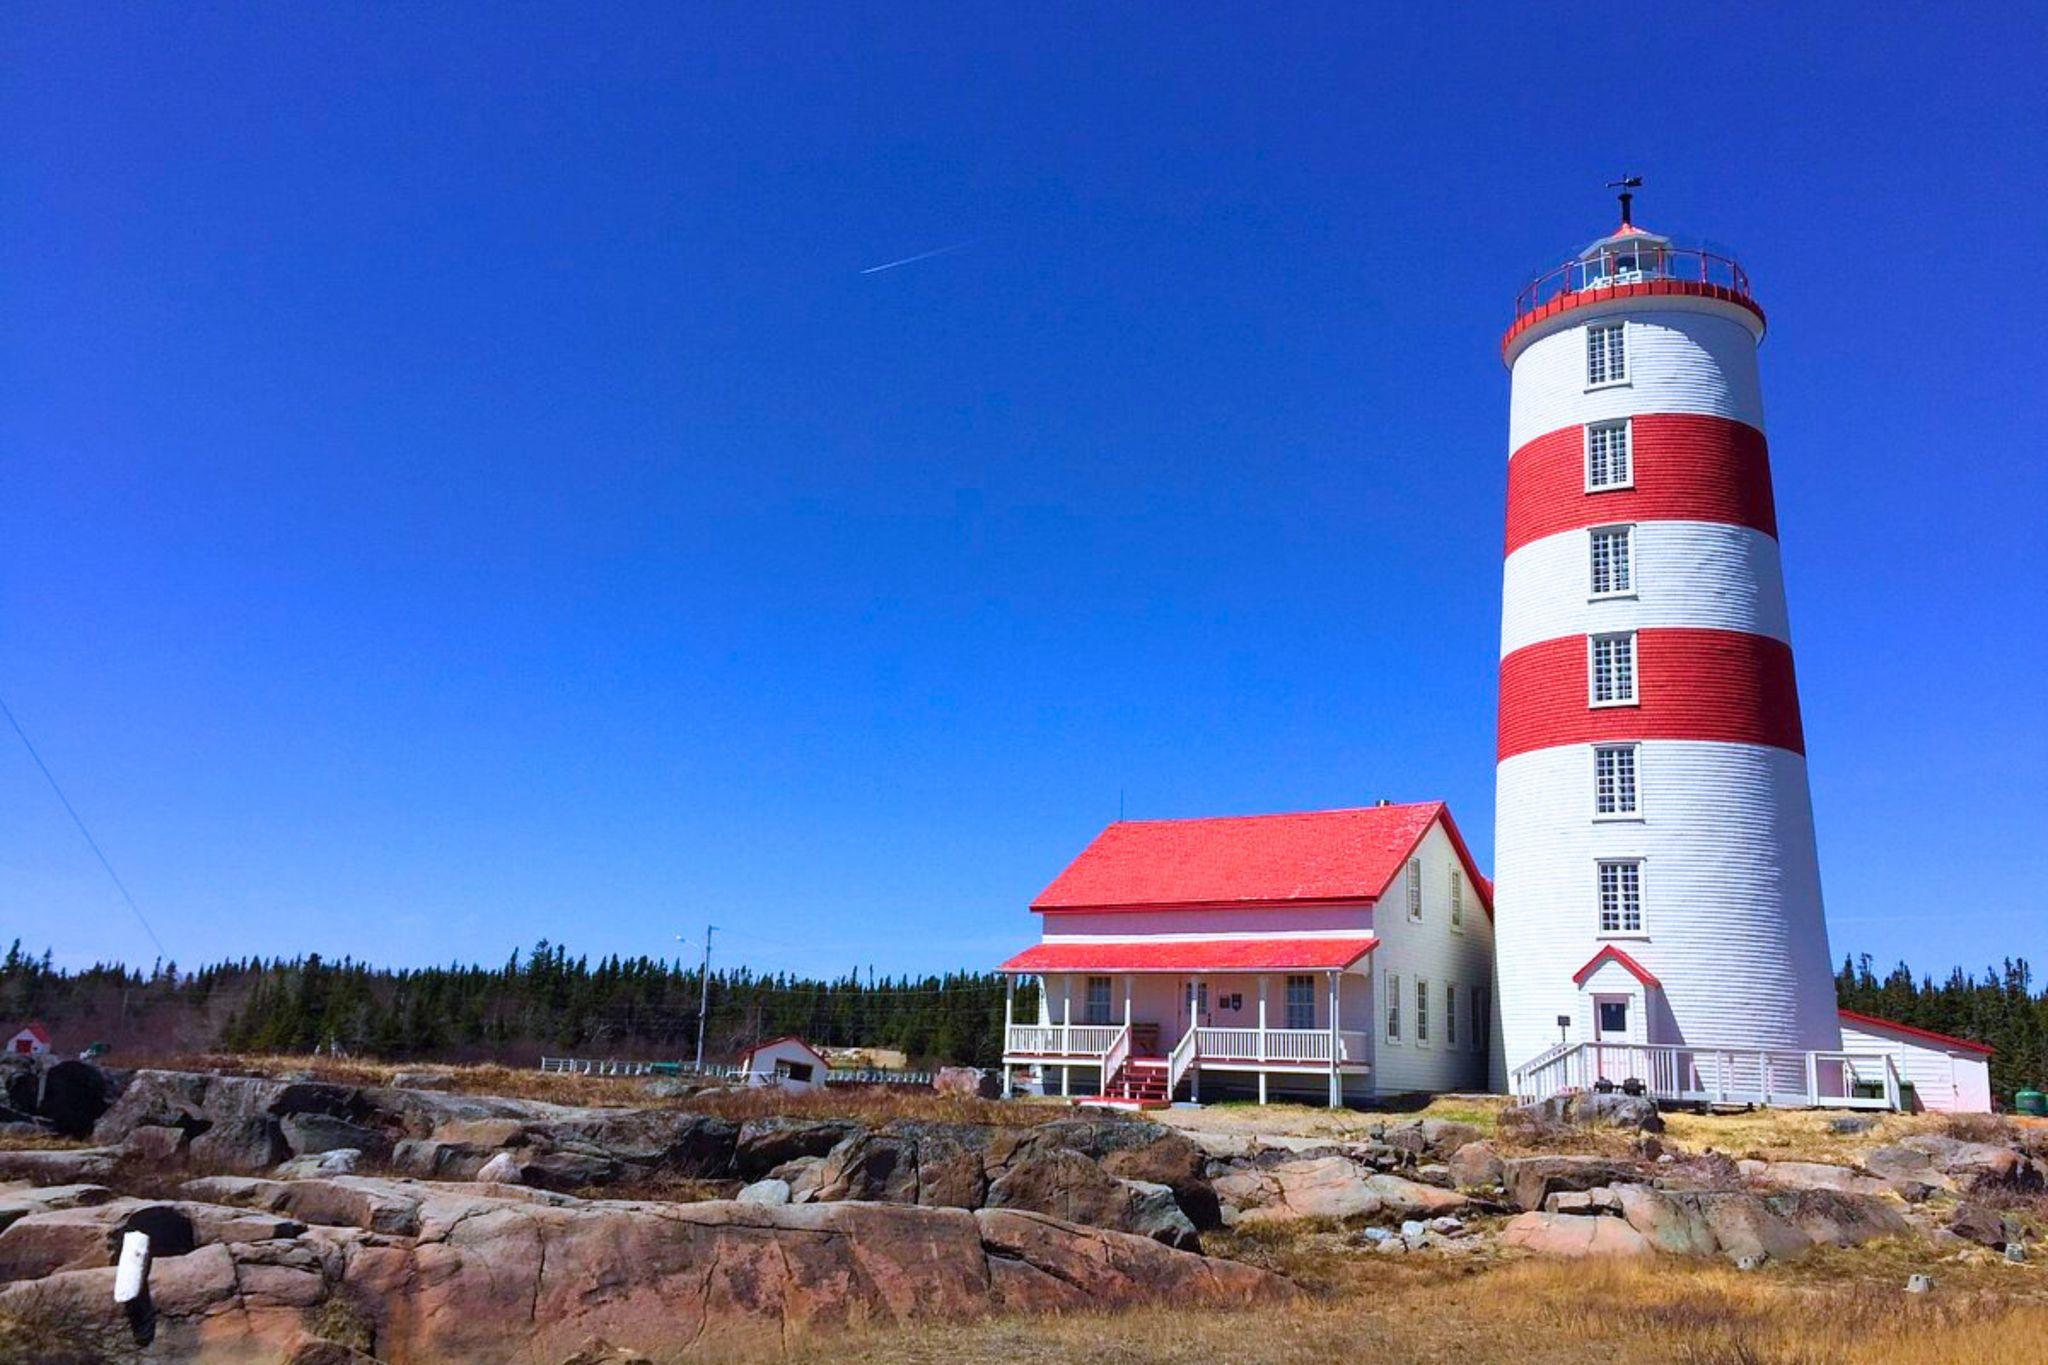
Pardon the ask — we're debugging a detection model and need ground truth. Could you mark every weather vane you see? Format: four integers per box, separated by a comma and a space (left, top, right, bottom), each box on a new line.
1607, 175, 1644, 227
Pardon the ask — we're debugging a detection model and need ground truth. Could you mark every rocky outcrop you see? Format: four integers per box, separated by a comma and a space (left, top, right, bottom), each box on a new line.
1500, 1092, 1662, 1136
1501, 1155, 1644, 1212
1864, 1135, 2045, 1195
1501, 1211, 1653, 1257
1214, 1157, 1470, 1225
1611, 1185, 1909, 1263
0, 1178, 1291, 1363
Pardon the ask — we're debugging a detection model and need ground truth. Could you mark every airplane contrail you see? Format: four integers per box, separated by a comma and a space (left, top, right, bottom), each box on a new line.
860, 241, 971, 275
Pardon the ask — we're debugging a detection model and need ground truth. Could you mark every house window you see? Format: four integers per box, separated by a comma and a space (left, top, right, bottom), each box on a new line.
1598, 860, 1644, 934
1446, 983, 1459, 1048
1085, 976, 1113, 1025
1449, 869, 1464, 930
1594, 744, 1639, 816
1598, 999, 1631, 1038
1586, 420, 1632, 490
1415, 978, 1430, 1044
1590, 632, 1637, 706
1590, 525, 1633, 595
1406, 858, 1423, 922
1385, 973, 1402, 1042
1285, 975, 1315, 1031
1587, 323, 1626, 386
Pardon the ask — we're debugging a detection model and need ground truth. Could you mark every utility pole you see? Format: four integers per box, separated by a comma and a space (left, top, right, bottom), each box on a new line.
694, 925, 716, 1073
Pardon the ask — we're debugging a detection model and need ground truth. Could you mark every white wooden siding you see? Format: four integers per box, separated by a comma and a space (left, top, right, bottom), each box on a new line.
1368, 822, 1495, 1096
1508, 306, 1765, 453
1837, 1019, 1993, 1114
1494, 740, 1839, 1075
1500, 521, 1792, 657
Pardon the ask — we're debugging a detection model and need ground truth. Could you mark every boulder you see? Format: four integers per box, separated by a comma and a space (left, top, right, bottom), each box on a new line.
0, 1183, 116, 1235
1363, 1173, 1470, 1219
191, 1116, 291, 1170
1615, 1185, 1720, 1257
1501, 1092, 1661, 1135
1950, 1202, 2021, 1251
986, 1149, 1144, 1232
122, 1122, 192, 1162
1737, 1160, 1892, 1197
934, 1066, 997, 1098
736, 1178, 792, 1207
476, 1151, 523, 1184
1501, 1212, 1653, 1257
1448, 1141, 1505, 1189
731, 1117, 861, 1179
1765, 1190, 1910, 1248
1502, 1155, 1644, 1212
1696, 1192, 1814, 1265
1214, 1157, 1383, 1224
1546, 1187, 1622, 1216
518, 1150, 626, 1193
33, 1061, 111, 1138
275, 1149, 362, 1180
0, 1146, 118, 1183
1021, 1119, 1219, 1229
810, 1132, 922, 1205
281, 1113, 391, 1162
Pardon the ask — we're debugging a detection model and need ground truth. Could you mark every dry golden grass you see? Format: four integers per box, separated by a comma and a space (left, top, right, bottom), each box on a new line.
809, 1251, 2048, 1365
0, 1132, 88, 1153
679, 1084, 1068, 1129
1154, 1094, 1515, 1144
159, 1053, 674, 1107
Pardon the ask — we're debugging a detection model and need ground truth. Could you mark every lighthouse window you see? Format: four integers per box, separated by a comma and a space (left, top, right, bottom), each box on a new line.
1590, 526, 1634, 595
1587, 323, 1627, 386
1594, 744, 1639, 816
1590, 632, 1637, 706
1598, 860, 1643, 934
1586, 421, 1632, 490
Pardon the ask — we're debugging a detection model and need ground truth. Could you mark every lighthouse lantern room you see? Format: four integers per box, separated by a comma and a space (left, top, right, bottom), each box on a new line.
1493, 187, 1853, 1103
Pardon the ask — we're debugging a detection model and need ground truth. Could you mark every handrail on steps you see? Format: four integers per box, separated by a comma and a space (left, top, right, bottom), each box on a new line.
1166, 1025, 1199, 1099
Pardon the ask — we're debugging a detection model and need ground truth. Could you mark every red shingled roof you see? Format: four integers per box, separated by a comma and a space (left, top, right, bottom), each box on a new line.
1838, 1009, 1994, 1056
1001, 936, 1379, 974
1030, 801, 1491, 916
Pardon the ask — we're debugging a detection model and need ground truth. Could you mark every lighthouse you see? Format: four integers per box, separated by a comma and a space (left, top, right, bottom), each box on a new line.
1491, 191, 1840, 1091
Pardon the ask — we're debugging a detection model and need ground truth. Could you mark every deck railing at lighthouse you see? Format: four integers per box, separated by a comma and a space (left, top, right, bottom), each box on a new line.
1514, 245, 1751, 319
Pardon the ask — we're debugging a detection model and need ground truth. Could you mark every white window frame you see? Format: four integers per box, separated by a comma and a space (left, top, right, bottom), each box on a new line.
1596, 858, 1646, 937
1449, 867, 1464, 932
1585, 419, 1633, 492
1585, 322, 1628, 390
1588, 524, 1636, 599
1284, 974, 1316, 1031
1415, 977, 1431, 1046
1385, 971, 1403, 1044
1592, 742, 1643, 821
1085, 975, 1113, 1025
1406, 858, 1423, 922
1446, 982, 1459, 1049
1588, 631, 1639, 708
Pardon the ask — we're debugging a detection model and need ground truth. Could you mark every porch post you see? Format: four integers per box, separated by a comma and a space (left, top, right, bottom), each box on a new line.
1257, 976, 1268, 1063
1002, 975, 1015, 1099
1061, 977, 1073, 1056
1123, 975, 1132, 1030
1189, 976, 1201, 1104
1327, 971, 1342, 1109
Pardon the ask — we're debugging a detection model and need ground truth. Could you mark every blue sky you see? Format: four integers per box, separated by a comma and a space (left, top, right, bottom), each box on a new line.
3, 6, 2043, 981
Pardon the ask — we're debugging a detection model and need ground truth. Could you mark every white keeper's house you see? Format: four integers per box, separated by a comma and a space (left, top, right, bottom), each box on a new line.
999, 801, 1495, 1108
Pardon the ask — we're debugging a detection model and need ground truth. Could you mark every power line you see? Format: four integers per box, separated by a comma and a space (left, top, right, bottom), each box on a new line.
0, 694, 168, 959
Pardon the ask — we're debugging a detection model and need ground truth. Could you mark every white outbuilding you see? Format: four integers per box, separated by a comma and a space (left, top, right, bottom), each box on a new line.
1836, 1009, 1994, 1114
735, 1035, 830, 1092
6, 1023, 51, 1057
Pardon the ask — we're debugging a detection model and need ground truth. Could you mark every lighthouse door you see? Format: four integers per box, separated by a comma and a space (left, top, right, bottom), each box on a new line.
1593, 996, 1632, 1082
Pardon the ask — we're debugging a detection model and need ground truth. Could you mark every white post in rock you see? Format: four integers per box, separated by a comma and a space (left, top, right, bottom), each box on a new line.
114, 1230, 151, 1305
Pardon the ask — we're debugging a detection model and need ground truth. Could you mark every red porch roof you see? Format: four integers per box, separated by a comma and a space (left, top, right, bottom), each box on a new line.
1838, 1008, 1995, 1056
1031, 801, 1492, 916
1573, 945, 1662, 989
1001, 936, 1379, 974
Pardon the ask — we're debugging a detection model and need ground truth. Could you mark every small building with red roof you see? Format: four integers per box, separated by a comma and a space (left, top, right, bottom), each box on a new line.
1836, 1010, 1993, 1113
735, 1035, 830, 1092
7, 1022, 53, 1058
998, 800, 1494, 1108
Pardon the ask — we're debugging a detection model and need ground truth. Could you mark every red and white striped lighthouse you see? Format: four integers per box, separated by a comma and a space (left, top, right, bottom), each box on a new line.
1491, 195, 1839, 1088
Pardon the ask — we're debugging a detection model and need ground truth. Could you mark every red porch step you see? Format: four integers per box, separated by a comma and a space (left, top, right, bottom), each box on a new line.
1098, 1057, 1171, 1105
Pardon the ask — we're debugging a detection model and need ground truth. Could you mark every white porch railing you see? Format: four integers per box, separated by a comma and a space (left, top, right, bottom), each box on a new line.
1004, 1024, 1125, 1058
1192, 1027, 1371, 1064
1511, 1041, 1904, 1111
1166, 1024, 1199, 1097
1100, 1024, 1133, 1088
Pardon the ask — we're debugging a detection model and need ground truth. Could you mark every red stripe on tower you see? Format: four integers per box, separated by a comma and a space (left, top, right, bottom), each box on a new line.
1496, 628, 1805, 760
1505, 413, 1778, 555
